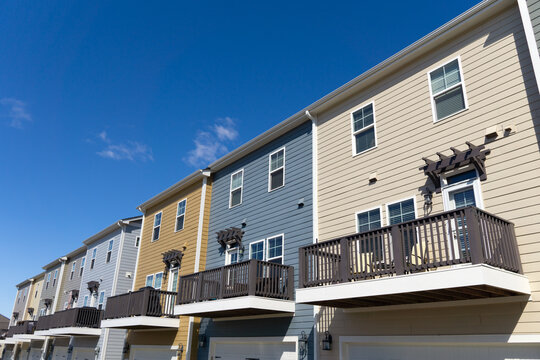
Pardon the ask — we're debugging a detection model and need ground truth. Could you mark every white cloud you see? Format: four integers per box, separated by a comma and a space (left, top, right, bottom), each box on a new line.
96, 131, 153, 162
185, 117, 239, 167
1, 98, 32, 129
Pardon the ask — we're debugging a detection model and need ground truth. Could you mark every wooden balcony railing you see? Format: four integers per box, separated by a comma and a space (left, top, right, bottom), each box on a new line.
103, 287, 177, 319
6, 321, 35, 337
299, 206, 522, 288
35, 307, 102, 330
177, 259, 294, 305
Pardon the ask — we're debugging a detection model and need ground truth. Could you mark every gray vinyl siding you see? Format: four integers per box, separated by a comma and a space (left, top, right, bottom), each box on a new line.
38, 263, 62, 315
114, 225, 141, 295
198, 121, 314, 360
10, 283, 31, 324
527, 0, 540, 53
56, 251, 86, 312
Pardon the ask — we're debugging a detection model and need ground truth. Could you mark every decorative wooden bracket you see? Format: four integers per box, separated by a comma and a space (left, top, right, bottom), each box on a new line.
162, 249, 184, 273
216, 227, 244, 248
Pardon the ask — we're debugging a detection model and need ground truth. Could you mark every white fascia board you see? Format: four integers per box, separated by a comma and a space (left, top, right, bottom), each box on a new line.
101, 316, 180, 329
12, 334, 47, 341
43, 327, 101, 336
174, 296, 295, 316
296, 264, 530, 304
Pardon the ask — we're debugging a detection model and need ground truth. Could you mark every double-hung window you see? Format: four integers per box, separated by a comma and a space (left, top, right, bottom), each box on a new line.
145, 274, 154, 287
83, 295, 89, 307
249, 240, 265, 261
70, 262, 76, 280
45, 273, 51, 289
429, 58, 467, 121
152, 212, 162, 241
267, 235, 284, 264
97, 291, 105, 310
229, 170, 244, 208
175, 199, 187, 232
351, 103, 376, 155
52, 270, 58, 287
355, 208, 383, 262
356, 208, 382, 233
154, 272, 163, 289
106, 240, 113, 263
387, 198, 417, 254
90, 248, 97, 269
269, 148, 285, 191
135, 236, 140, 248
80, 257, 85, 276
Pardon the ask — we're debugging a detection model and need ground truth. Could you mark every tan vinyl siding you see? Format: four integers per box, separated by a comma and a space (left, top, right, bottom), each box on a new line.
26, 276, 44, 320
315, 4, 540, 358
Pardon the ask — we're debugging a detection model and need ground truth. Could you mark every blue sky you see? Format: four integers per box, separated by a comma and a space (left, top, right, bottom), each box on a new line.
0, 0, 479, 316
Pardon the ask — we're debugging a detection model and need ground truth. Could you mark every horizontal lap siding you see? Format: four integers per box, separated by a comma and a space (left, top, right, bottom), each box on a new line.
316, 4, 540, 359
527, 0, 540, 52
11, 283, 32, 322
26, 277, 44, 320
199, 121, 314, 360
38, 263, 62, 315
115, 225, 140, 296
56, 251, 85, 312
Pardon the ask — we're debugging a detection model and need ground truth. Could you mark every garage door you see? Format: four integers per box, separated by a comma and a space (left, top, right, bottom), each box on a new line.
29, 348, 42, 360
130, 346, 176, 360
52, 346, 68, 360
212, 341, 296, 360
72, 347, 95, 360
347, 343, 540, 360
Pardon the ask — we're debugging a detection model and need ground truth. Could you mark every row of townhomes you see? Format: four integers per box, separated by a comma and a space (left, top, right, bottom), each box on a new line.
2, 0, 540, 359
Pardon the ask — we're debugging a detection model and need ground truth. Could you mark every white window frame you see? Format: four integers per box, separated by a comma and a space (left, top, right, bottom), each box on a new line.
80, 257, 85, 276
385, 196, 418, 226
106, 240, 113, 263
146, 274, 154, 287
355, 206, 384, 233
83, 295, 89, 307
52, 269, 58, 287
350, 101, 378, 157
225, 246, 240, 265
229, 169, 244, 208
152, 212, 162, 242
135, 236, 140, 248
70, 262, 76, 280
427, 56, 469, 123
249, 239, 266, 260
268, 147, 286, 192
90, 248, 97, 269
175, 199, 187, 232
45, 273, 51, 289
154, 272, 164, 290
266, 233, 285, 264
441, 167, 484, 211
167, 267, 179, 292
97, 291, 105, 309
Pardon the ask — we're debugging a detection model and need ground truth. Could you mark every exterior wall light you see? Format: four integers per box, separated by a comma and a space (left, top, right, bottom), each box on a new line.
321, 331, 332, 351
198, 334, 206, 348
176, 344, 184, 359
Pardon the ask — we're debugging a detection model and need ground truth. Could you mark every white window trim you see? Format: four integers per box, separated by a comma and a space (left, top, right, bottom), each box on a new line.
167, 267, 179, 292
427, 56, 469, 123
106, 240, 113, 262
268, 147, 286, 192
441, 167, 484, 211
146, 274, 154, 287
46, 273, 51, 289
152, 211, 163, 242
70, 262, 76, 280
354, 205, 384, 233
52, 270, 58, 287
385, 196, 418, 226
229, 169, 244, 208
266, 233, 285, 264
225, 246, 240, 265
80, 257, 86, 276
249, 239, 266, 260
91, 248, 97, 269
83, 295, 89, 307
350, 101, 378, 157
175, 199, 188, 232
135, 236, 140, 248
97, 291, 105, 309
154, 272, 164, 290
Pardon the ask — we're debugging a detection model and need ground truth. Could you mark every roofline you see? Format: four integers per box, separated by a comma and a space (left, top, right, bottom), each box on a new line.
206, 0, 508, 172
82, 216, 143, 246
42, 256, 68, 270
64, 246, 87, 260
136, 169, 210, 213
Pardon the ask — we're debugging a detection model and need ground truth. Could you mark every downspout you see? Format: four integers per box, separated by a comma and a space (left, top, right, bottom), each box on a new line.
51, 257, 68, 312
517, 0, 540, 94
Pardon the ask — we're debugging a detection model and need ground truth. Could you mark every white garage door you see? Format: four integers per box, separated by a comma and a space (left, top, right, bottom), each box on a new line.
212, 341, 297, 360
130, 346, 176, 360
52, 346, 69, 360
347, 343, 540, 360
72, 347, 95, 360
29, 348, 42, 360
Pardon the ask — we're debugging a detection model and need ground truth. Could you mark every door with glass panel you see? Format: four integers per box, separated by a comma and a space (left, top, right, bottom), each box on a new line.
166, 268, 179, 314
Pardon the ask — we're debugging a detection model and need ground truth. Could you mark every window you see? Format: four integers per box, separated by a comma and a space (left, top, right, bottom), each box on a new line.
146, 274, 154, 287
229, 170, 244, 208
356, 208, 382, 233
80, 257, 86, 276
83, 295, 89, 307
152, 212, 162, 241
52, 270, 58, 287
63, 302, 68, 310
90, 248, 97, 269
70, 262, 76, 280
175, 199, 187, 232
267, 235, 284, 264
35, 288, 38, 298
106, 240, 113, 263
429, 58, 467, 121
23, 288, 27, 302
249, 240, 265, 261
154, 272, 163, 289
97, 291, 105, 310
351, 103, 376, 155
39, 308, 46, 316
17, 293, 20, 304
135, 236, 140, 248
225, 247, 240, 265
45, 273, 51, 289
269, 148, 285, 191
387, 198, 416, 225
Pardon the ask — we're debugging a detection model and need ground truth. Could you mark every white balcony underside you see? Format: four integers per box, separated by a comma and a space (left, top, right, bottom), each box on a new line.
101, 316, 180, 329
34, 327, 101, 337
12, 334, 47, 341
174, 295, 295, 317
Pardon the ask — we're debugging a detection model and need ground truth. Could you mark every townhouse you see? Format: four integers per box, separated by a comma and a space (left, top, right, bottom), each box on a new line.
100, 170, 212, 360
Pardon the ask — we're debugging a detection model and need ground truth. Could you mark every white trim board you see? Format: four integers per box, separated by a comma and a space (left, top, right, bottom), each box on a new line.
174, 296, 295, 316
35, 327, 102, 337
296, 264, 530, 305
101, 316, 180, 329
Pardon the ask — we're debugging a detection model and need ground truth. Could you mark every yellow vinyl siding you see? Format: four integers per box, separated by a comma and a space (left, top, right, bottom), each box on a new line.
315, 4, 540, 357
25, 276, 44, 320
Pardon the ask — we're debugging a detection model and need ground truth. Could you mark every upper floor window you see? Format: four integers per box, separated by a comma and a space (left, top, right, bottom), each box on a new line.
356, 208, 382, 233
269, 148, 285, 191
229, 170, 244, 208
267, 235, 284, 264
80, 257, 86, 276
146, 274, 154, 287
45, 273, 51, 289
135, 236, 140, 248
90, 248, 97, 269
152, 212, 162, 241
106, 240, 113, 263
249, 240, 265, 261
52, 269, 58, 287
387, 198, 416, 225
70, 262, 76, 280
97, 291, 105, 310
351, 103, 376, 155
175, 199, 187, 232
83, 295, 89, 307
154, 272, 163, 289
429, 58, 467, 121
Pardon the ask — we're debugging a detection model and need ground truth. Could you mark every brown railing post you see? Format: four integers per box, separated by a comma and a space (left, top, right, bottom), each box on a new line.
287, 266, 294, 300
391, 225, 405, 275
218, 268, 226, 299
248, 259, 258, 296
141, 287, 151, 316
298, 247, 305, 288
339, 238, 350, 282
466, 207, 484, 265
508, 222, 523, 274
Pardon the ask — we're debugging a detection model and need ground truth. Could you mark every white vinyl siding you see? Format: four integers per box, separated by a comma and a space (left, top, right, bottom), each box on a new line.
175, 199, 187, 232
429, 58, 468, 121
269, 148, 285, 191
229, 169, 244, 208
351, 102, 377, 155
152, 212, 162, 241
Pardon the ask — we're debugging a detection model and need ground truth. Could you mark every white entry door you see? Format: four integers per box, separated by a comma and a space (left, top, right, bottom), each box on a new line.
130, 346, 176, 360
211, 339, 297, 360
52, 346, 69, 360
72, 347, 95, 360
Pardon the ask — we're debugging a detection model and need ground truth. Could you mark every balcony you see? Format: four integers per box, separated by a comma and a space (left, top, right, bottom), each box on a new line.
175, 259, 295, 318
34, 307, 103, 336
296, 207, 530, 308
101, 287, 179, 329
6, 321, 35, 337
